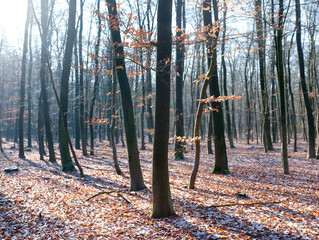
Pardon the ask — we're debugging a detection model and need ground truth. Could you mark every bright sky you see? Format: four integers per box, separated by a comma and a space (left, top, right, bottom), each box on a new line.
0, 0, 28, 46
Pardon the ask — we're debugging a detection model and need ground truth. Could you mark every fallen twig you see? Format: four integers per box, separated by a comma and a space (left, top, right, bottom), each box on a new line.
207, 201, 281, 208
86, 190, 129, 203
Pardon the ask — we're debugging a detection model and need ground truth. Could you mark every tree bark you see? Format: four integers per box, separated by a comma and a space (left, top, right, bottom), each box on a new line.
40, 0, 56, 163
18, 0, 31, 159
255, 0, 273, 152
79, 0, 87, 156
89, 0, 102, 156
152, 0, 176, 218
295, 0, 316, 158
221, 1, 234, 148
59, 0, 77, 171
272, 0, 289, 174
210, 0, 229, 174
174, 0, 186, 160
106, 0, 145, 191
27, 14, 33, 149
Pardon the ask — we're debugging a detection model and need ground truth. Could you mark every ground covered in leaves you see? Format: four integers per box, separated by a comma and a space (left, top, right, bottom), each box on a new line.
0, 139, 318, 239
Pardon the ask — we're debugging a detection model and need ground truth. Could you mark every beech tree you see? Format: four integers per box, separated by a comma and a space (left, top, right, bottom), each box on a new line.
295, 0, 316, 158
272, 0, 289, 174
106, 0, 145, 191
18, 0, 31, 159
152, 0, 175, 218
209, 0, 229, 174
39, 0, 56, 163
174, 0, 186, 160
255, 0, 273, 152
59, 0, 77, 171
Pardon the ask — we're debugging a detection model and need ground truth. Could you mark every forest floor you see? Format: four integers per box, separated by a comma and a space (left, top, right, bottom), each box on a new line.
0, 138, 318, 239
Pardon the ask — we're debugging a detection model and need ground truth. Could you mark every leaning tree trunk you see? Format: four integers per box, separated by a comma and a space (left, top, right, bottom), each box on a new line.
106, 0, 145, 191
59, 0, 77, 171
295, 0, 316, 158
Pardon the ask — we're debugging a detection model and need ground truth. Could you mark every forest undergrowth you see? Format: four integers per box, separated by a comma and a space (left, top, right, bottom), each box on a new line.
0, 139, 318, 239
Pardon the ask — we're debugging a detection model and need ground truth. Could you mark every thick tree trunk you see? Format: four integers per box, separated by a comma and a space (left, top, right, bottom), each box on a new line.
210, 0, 228, 174
152, 0, 176, 218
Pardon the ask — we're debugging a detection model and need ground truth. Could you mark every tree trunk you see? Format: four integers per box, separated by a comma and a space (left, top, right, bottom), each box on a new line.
287, 33, 297, 152
38, 0, 56, 163
27, 15, 33, 149
106, 0, 145, 191
111, 67, 122, 175
210, 0, 228, 174
79, 0, 87, 156
59, 0, 77, 171
255, 0, 273, 152
89, 0, 102, 156
18, 0, 31, 159
174, 0, 186, 160
295, 0, 316, 158
152, 0, 176, 218
221, 1, 234, 148
74, 34, 81, 150
272, 0, 289, 174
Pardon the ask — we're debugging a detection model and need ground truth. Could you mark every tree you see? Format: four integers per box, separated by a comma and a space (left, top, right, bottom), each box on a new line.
221, 0, 234, 148
272, 0, 289, 174
110, 64, 122, 175
152, 0, 176, 218
59, 0, 77, 171
89, 0, 102, 156
18, 0, 31, 159
174, 0, 186, 160
106, 0, 145, 191
295, 0, 316, 158
27, 14, 33, 149
209, 0, 228, 174
79, 0, 87, 156
39, 0, 56, 163
287, 32, 298, 152
255, 0, 273, 152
